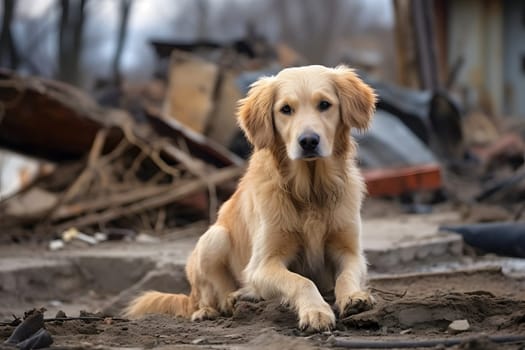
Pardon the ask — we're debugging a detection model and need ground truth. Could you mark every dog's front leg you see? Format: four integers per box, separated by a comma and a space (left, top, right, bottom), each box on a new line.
328, 228, 375, 318
246, 258, 335, 331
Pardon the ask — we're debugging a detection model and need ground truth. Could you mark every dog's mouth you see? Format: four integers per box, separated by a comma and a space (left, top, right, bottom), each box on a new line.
299, 151, 321, 161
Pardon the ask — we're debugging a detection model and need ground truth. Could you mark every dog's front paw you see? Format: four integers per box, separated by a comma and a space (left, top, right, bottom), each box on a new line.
298, 303, 336, 332
220, 294, 237, 316
191, 307, 220, 321
337, 290, 375, 317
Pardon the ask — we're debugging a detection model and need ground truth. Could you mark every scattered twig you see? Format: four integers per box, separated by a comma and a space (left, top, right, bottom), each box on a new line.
51, 184, 175, 221
155, 207, 166, 232
0, 316, 127, 325
54, 166, 243, 231
43, 316, 127, 323
49, 129, 108, 216
475, 165, 525, 202
124, 151, 148, 182
121, 121, 181, 179
139, 212, 153, 231
0, 315, 21, 327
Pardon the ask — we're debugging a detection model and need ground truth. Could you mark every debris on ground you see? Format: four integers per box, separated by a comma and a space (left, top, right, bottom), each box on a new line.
0, 150, 55, 201
1, 267, 524, 348
448, 319, 470, 333
3, 309, 53, 350
441, 222, 525, 258
0, 69, 243, 244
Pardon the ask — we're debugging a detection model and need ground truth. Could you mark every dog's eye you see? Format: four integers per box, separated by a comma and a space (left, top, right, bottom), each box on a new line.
280, 105, 292, 115
319, 100, 332, 111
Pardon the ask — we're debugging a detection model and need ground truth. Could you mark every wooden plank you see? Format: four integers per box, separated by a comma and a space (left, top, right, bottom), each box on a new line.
162, 51, 218, 133
206, 71, 242, 147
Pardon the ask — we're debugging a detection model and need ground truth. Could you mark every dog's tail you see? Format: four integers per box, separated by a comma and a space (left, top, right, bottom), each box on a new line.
124, 291, 197, 319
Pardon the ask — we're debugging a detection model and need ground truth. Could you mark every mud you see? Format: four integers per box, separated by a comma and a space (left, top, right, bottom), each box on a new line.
1, 268, 524, 349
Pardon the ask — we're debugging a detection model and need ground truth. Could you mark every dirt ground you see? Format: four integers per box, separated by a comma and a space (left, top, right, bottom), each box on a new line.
1, 267, 525, 349
1, 200, 525, 349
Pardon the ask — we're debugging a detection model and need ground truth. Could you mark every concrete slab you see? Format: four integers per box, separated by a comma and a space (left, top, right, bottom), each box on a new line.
1, 213, 461, 275
362, 212, 463, 271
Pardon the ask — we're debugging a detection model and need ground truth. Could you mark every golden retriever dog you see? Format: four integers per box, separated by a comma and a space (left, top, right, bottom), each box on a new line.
125, 65, 376, 331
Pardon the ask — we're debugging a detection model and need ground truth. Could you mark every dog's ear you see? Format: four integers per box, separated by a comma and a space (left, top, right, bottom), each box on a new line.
332, 66, 376, 131
237, 76, 276, 149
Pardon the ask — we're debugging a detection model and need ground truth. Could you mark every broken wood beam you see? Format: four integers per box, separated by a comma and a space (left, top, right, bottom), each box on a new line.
144, 104, 243, 168
51, 183, 177, 221
54, 165, 243, 231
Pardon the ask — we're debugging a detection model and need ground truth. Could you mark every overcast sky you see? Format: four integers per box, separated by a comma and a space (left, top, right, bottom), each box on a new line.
3, 0, 394, 84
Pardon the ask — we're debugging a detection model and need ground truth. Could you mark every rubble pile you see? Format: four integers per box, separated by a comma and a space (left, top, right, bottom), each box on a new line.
0, 69, 242, 244
1, 39, 524, 254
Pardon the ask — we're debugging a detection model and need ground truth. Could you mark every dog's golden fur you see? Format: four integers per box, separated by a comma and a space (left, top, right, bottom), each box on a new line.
125, 65, 376, 331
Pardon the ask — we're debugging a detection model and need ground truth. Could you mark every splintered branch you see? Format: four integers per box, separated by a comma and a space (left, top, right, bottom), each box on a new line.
54, 166, 242, 231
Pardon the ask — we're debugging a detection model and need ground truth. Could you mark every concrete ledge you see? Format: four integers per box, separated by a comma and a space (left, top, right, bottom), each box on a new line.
366, 235, 463, 271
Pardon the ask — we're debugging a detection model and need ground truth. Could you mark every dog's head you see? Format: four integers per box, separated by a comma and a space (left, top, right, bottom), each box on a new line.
238, 65, 376, 160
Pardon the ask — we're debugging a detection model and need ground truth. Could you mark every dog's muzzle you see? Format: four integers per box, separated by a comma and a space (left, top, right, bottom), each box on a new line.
298, 132, 320, 158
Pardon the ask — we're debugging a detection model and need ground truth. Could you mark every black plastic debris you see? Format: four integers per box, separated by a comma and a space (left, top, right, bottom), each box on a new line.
4, 309, 53, 350
15, 328, 53, 350
440, 222, 525, 258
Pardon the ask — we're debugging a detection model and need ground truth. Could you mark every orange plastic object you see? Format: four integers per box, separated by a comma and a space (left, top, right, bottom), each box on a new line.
363, 163, 442, 197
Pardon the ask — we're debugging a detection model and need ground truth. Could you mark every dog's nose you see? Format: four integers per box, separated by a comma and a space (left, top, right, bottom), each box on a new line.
298, 133, 320, 152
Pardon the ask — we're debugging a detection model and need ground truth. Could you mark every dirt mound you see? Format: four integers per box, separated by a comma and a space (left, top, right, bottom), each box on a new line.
2, 291, 524, 349
2, 268, 525, 348
345, 292, 525, 333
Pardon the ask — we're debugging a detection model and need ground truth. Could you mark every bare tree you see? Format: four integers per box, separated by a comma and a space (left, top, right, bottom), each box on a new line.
112, 0, 133, 84
271, 0, 364, 64
195, 0, 209, 39
0, 0, 19, 68
57, 0, 87, 84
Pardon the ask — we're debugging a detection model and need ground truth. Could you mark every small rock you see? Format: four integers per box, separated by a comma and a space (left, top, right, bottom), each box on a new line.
448, 319, 470, 333
94, 232, 108, 242
135, 233, 160, 243
49, 239, 64, 251
55, 310, 67, 319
